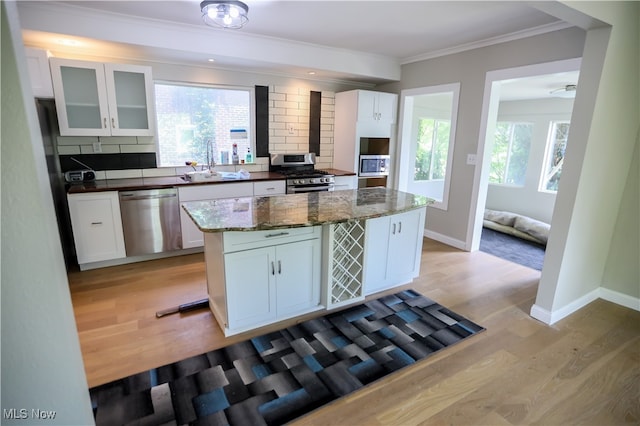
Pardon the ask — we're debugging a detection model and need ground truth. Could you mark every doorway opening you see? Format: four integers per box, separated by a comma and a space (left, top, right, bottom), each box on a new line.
468, 58, 581, 270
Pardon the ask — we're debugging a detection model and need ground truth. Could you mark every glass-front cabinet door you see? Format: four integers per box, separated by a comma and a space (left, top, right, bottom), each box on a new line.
50, 58, 110, 136
50, 58, 155, 137
104, 63, 155, 136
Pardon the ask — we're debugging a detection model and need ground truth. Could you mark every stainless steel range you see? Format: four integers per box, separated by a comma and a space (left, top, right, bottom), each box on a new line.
270, 153, 335, 194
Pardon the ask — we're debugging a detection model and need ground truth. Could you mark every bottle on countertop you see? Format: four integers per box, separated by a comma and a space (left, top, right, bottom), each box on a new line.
245, 147, 253, 164
232, 143, 239, 165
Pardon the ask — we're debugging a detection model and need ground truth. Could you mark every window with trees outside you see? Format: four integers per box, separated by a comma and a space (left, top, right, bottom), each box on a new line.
415, 118, 451, 181
154, 82, 253, 167
489, 122, 533, 186
540, 121, 570, 192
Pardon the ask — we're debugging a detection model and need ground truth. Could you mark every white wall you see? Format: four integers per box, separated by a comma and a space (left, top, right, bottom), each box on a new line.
380, 26, 586, 247
486, 97, 574, 224
1, 2, 94, 424
602, 133, 639, 299
530, 1, 640, 322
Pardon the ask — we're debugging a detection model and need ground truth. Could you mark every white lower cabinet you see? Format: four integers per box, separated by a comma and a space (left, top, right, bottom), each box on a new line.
224, 246, 276, 329
254, 180, 286, 197
178, 182, 254, 248
67, 191, 126, 265
274, 239, 321, 317
333, 175, 357, 191
221, 228, 321, 333
179, 181, 285, 248
363, 207, 426, 295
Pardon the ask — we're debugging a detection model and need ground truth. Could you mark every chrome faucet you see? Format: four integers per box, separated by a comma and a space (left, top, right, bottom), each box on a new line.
205, 139, 216, 170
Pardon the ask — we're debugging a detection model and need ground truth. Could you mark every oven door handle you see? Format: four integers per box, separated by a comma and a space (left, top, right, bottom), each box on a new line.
289, 185, 334, 193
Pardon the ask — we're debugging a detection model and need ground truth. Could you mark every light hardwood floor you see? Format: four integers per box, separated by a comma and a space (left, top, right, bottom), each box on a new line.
68, 238, 640, 425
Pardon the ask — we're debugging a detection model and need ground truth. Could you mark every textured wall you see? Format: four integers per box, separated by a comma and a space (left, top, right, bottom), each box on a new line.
1, 2, 94, 424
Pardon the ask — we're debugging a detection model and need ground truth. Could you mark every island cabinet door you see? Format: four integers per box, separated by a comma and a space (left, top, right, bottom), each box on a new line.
363, 215, 392, 294
363, 208, 426, 295
224, 247, 277, 330
274, 239, 321, 317
386, 209, 425, 284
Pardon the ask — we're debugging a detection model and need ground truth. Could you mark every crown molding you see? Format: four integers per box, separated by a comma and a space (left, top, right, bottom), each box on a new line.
401, 21, 575, 65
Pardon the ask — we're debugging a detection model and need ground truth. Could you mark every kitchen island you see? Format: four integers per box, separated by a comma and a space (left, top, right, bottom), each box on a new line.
182, 187, 431, 336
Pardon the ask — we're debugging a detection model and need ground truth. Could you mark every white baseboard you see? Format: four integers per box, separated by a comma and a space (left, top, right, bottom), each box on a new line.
79, 247, 203, 271
424, 229, 467, 251
599, 287, 640, 311
529, 304, 553, 324
530, 287, 639, 325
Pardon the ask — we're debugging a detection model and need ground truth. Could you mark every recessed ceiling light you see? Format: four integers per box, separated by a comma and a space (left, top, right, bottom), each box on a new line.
307, 71, 316, 75
56, 38, 81, 47
207, 58, 215, 62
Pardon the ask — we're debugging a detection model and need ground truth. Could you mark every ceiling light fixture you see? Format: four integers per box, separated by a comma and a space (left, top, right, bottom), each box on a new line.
200, 1, 249, 29
550, 84, 577, 98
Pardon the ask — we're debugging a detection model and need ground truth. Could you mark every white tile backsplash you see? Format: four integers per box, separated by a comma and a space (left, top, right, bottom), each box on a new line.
57, 145, 81, 155
268, 86, 334, 165
57, 136, 98, 146
142, 167, 178, 177
81, 144, 119, 154
99, 136, 137, 145
106, 169, 143, 179
120, 144, 156, 153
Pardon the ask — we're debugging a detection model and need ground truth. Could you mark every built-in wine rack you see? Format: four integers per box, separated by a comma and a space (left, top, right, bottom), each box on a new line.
323, 220, 365, 308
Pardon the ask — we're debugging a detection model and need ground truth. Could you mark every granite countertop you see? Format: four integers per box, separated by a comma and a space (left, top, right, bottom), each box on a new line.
182, 187, 432, 232
66, 169, 355, 194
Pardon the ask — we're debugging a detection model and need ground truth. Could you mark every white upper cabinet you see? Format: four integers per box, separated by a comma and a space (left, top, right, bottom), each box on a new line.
333, 89, 398, 174
24, 48, 54, 98
356, 90, 397, 124
50, 58, 155, 136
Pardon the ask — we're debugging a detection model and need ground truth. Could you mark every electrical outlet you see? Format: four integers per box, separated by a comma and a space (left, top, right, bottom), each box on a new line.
466, 154, 476, 165
93, 142, 102, 153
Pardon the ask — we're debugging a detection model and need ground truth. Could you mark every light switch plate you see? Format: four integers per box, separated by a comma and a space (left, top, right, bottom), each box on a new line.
466, 154, 476, 165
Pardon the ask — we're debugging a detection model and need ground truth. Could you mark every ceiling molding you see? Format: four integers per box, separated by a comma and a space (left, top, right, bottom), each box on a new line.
401, 20, 575, 65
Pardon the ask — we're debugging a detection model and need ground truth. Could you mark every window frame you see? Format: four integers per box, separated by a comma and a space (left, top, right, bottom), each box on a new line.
397, 82, 461, 211
539, 120, 570, 193
153, 80, 256, 168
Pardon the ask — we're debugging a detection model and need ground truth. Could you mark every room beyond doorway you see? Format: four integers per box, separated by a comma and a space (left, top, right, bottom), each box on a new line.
467, 58, 582, 259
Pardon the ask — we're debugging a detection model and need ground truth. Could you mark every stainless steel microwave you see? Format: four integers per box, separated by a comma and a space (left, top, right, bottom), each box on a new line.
359, 154, 390, 177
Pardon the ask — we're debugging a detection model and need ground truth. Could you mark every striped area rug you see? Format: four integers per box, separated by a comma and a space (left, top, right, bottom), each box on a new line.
90, 289, 484, 425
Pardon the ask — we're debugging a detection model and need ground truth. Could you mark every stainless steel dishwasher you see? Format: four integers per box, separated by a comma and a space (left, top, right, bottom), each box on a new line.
119, 188, 182, 256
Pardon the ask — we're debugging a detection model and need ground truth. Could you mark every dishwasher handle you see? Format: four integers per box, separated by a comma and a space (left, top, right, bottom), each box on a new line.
120, 192, 177, 201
